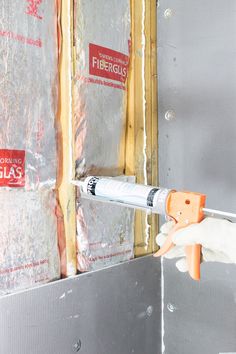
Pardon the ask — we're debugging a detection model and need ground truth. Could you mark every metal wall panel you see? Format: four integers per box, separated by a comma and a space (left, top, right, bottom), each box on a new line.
158, 1, 236, 353
0, 256, 161, 354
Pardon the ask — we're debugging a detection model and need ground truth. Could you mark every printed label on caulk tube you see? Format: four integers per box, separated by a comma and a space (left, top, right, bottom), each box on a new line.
86, 176, 99, 195
83, 177, 158, 206
82, 177, 171, 216
147, 188, 159, 207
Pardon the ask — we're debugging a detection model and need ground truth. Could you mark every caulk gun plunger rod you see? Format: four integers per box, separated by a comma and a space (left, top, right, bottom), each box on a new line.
202, 208, 236, 220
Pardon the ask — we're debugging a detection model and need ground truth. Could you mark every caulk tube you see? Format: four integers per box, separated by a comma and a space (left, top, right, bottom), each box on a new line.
81, 176, 171, 216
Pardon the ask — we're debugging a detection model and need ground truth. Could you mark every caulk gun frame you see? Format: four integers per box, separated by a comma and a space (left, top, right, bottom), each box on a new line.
72, 179, 236, 222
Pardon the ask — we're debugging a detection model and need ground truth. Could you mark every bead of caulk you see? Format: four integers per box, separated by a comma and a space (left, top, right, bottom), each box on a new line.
185, 219, 189, 224
164, 8, 173, 19
165, 110, 176, 121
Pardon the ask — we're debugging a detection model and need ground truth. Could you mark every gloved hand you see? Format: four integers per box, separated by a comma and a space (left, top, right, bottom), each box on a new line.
156, 217, 236, 272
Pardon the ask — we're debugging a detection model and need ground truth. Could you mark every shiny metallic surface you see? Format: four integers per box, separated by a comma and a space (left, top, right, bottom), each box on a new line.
76, 176, 135, 272
158, 1, 236, 353
76, 197, 134, 272
74, 1, 133, 272
0, 256, 161, 354
0, 0, 58, 189
74, 0, 130, 178
0, 1, 59, 294
0, 189, 60, 295
203, 208, 236, 221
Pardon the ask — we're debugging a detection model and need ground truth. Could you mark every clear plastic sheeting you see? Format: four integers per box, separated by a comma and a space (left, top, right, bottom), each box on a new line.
77, 199, 134, 272
0, 1, 60, 295
74, 1, 133, 271
0, 189, 60, 296
0, 0, 58, 190
76, 176, 135, 272
74, 0, 131, 178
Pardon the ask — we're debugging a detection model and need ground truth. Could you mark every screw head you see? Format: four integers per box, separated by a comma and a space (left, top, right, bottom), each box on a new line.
164, 8, 173, 19
73, 340, 82, 352
165, 110, 176, 121
146, 306, 153, 317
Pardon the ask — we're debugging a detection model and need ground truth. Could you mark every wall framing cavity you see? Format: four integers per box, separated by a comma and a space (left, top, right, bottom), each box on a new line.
57, 0, 159, 268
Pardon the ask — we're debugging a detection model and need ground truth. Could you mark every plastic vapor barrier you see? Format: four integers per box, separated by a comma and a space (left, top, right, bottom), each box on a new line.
0, 0, 58, 190
77, 199, 134, 272
0, 0, 60, 294
74, 0, 130, 178
74, 0, 134, 271
77, 176, 135, 271
0, 189, 60, 296
77, 177, 135, 272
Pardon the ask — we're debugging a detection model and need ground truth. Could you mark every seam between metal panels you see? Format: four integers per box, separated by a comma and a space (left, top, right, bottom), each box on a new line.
161, 257, 165, 353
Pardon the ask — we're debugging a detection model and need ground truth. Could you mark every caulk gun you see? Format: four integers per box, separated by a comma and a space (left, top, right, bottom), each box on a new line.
72, 176, 236, 281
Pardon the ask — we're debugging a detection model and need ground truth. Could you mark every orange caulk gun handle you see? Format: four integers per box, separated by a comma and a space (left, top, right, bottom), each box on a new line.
154, 191, 206, 281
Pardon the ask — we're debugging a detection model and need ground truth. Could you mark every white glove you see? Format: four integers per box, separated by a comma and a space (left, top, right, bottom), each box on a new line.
156, 217, 236, 272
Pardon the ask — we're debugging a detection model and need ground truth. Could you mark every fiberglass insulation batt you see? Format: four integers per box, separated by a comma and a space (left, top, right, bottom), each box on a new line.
0, 190, 60, 295
74, 0, 134, 271
0, 0, 60, 294
0, 0, 58, 189
76, 176, 135, 272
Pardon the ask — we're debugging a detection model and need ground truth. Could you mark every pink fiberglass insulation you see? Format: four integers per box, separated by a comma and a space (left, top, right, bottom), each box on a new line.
76, 193, 134, 272
74, 0, 130, 178
74, 1, 134, 272
0, 189, 60, 295
76, 176, 135, 272
0, 0, 58, 190
0, 1, 60, 294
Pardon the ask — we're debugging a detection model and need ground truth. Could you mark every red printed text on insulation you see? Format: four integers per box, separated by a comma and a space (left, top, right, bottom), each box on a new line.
0, 150, 25, 187
25, 0, 43, 20
89, 43, 129, 83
